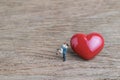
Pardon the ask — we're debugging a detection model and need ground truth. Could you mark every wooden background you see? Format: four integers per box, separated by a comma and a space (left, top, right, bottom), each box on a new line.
0, 0, 120, 80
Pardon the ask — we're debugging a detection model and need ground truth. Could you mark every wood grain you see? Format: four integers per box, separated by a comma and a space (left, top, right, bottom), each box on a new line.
0, 0, 120, 80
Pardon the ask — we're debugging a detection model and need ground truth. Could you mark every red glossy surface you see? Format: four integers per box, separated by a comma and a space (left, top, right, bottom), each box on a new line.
70, 32, 104, 60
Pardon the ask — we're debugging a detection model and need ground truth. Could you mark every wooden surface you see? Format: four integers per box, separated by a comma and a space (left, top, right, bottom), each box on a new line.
0, 0, 120, 80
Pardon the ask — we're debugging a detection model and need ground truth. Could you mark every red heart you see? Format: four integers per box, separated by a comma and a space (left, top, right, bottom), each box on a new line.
70, 32, 104, 60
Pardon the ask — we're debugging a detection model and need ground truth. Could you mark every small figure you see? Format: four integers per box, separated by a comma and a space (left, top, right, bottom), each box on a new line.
56, 42, 69, 62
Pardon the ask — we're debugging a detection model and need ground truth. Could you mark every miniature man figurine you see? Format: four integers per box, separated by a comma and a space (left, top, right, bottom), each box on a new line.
56, 42, 69, 62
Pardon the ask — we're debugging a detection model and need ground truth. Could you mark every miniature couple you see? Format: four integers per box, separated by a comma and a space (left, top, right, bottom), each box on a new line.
56, 42, 69, 62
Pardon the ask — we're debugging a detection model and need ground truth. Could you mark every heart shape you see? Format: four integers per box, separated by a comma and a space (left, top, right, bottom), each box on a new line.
70, 32, 104, 60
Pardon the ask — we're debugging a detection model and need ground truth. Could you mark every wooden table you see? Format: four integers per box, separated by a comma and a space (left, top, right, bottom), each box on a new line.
0, 0, 120, 80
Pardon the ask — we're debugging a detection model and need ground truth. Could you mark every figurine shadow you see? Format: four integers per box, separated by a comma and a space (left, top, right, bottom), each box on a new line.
55, 48, 87, 62
67, 48, 86, 61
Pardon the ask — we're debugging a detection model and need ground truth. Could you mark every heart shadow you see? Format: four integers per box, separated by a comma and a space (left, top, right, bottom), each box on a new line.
67, 48, 85, 61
